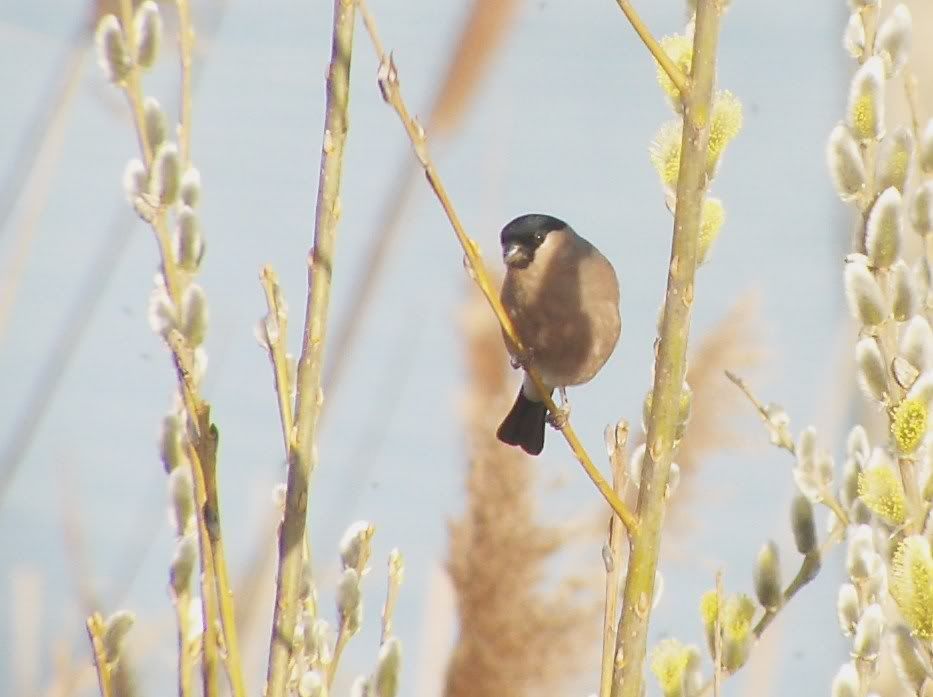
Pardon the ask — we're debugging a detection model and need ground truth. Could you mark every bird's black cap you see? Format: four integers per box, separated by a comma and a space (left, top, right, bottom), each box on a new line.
500, 213, 568, 248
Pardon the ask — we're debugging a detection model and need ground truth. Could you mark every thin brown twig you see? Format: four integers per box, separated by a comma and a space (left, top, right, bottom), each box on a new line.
357, 0, 638, 535
265, 2, 357, 696
381, 550, 404, 645
725, 370, 851, 528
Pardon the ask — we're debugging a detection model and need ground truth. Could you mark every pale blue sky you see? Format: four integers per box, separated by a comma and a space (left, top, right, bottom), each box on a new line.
0, 1, 852, 694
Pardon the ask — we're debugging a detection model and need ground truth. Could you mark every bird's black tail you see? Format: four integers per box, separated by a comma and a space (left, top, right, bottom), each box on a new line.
496, 388, 547, 455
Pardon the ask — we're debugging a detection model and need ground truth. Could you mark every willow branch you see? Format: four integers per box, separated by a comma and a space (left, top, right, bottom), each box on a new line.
695, 550, 824, 697
600, 423, 629, 697
168, 331, 245, 697
613, 0, 689, 97
357, 0, 638, 535
611, 2, 722, 696
176, 0, 195, 167
265, 1, 356, 696
726, 370, 851, 528
85, 614, 113, 697
260, 266, 295, 452
172, 591, 194, 697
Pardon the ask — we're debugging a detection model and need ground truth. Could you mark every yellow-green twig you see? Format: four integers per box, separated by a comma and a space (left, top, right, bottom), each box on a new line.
176, 0, 195, 167
172, 591, 194, 697
611, 2, 722, 696
85, 613, 113, 697
613, 0, 689, 97
260, 266, 296, 451
357, 0, 638, 536
169, 331, 244, 697
599, 423, 629, 697
265, 2, 356, 696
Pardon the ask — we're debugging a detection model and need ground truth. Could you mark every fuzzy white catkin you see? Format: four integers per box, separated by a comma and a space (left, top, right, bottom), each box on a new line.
876, 4, 912, 78
374, 638, 401, 697
831, 662, 860, 697
847, 56, 885, 142
866, 187, 903, 268
827, 124, 866, 200
753, 541, 782, 610
339, 520, 374, 571
168, 465, 195, 534
892, 260, 918, 321
170, 535, 197, 596
877, 127, 913, 193
103, 611, 136, 662
298, 670, 327, 697
133, 1, 163, 69
837, 583, 860, 635
150, 142, 180, 206
911, 181, 933, 235
907, 371, 933, 405
180, 284, 208, 347
844, 262, 888, 326
920, 120, 933, 174
337, 568, 362, 634
853, 603, 884, 658
95, 15, 130, 83
122, 158, 147, 204
180, 168, 202, 207
855, 338, 887, 402
843, 12, 865, 59
901, 316, 933, 373
847, 524, 876, 580
144, 97, 167, 150
890, 625, 931, 693
176, 206, 202, 272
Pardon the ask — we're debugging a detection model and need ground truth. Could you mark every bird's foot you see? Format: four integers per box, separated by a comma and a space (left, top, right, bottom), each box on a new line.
510, 346, 535, 370
546, 389, 571, 429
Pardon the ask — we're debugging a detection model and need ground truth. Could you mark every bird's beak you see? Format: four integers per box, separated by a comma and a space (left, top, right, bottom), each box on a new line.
503, 243, 531, 268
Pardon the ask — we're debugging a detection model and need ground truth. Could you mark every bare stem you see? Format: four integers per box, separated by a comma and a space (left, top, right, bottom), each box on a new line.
168, 331, 244, 697
600, 423, 629, 697
265, 2, 356, 696
381, 550, 405, 645
724, 370, 795, 454
117, 0, 153, 163
611, 3, 722, 696
897, 456, 924, 534
327, 623, 352, 689
176, 0, 195, 167
85, 613, 113, 697
173, 593, 194, 697
260, 266, 296, 451
613, 0, 689, 97
357, 0, 638, 535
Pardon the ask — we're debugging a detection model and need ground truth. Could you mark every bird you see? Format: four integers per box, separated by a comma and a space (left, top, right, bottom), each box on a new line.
495, 213, 621, 455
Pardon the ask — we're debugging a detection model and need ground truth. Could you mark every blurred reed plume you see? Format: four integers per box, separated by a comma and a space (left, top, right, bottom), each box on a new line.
444, 283, 599, 697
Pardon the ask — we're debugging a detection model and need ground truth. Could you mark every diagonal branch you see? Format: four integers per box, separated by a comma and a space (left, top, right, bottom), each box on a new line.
613, 0, 689, 97
356, 0, 638, 536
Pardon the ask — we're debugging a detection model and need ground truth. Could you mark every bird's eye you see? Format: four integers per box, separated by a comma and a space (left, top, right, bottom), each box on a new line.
533, 231, 545, 244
